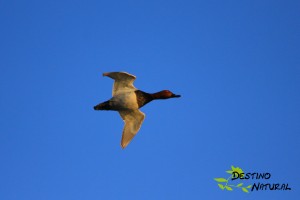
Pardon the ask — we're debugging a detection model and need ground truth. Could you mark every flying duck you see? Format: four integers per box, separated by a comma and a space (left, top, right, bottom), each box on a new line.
94, 72, 180, 149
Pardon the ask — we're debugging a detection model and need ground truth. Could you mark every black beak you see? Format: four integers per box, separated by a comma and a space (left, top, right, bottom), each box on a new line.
172, 94, 181, 98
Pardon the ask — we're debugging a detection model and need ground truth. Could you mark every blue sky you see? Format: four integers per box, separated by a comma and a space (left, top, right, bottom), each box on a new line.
0, 0, 299, 199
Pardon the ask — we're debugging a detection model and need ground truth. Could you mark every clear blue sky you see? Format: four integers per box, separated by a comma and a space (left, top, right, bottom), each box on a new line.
0, 0, 299, 199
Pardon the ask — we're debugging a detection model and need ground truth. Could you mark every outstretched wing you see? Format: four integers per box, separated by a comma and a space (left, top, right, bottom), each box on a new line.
103, 72, 137, 96
118, 109, 145, 149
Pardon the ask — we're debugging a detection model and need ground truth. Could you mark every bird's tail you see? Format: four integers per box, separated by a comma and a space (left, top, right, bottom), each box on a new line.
93, 101, 111, 110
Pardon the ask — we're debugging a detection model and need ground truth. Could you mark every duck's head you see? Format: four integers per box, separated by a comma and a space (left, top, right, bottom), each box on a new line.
152, 90, 181, 99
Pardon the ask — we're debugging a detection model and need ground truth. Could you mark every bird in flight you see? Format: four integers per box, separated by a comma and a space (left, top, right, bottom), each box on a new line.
94, 72, 180, 149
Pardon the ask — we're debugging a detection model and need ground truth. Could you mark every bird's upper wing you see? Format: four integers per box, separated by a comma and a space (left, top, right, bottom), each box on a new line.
103, 72, 137, 96
118, 109, 145, 149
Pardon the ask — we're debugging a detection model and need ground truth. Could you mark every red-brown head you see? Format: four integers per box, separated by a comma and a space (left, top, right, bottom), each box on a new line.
151, 90, 181, 99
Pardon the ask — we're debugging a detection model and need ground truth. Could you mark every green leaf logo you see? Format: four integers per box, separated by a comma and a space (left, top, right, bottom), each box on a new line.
242, 188, 249, 193
214, 166, 252, 193
218, 184, 225, 190
225, 186, 233, 191
214, 178, 228, 183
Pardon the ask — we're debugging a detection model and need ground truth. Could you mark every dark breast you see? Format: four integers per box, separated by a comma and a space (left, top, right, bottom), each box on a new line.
135, 90, 153, 108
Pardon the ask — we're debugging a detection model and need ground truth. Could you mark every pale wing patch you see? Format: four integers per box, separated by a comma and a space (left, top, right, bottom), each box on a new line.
103, 72, 137, 96
118, 109, 145, 149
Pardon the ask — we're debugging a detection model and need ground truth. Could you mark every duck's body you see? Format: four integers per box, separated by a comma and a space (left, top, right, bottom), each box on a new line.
94, 72, 180, 149
94, 90, 155, 111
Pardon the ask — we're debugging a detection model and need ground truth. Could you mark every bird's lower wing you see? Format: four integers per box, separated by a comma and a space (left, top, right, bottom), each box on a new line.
118, 109, 145, 149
